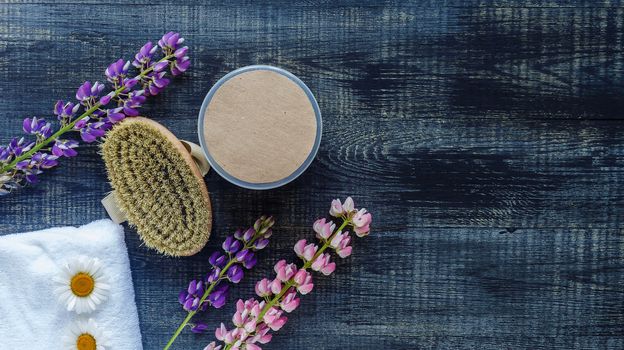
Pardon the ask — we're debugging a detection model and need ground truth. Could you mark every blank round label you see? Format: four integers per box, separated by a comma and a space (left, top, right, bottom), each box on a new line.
200, 67, 320, 187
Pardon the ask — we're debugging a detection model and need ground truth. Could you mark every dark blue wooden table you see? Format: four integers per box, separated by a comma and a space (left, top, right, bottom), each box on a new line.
1, 1, 623, 349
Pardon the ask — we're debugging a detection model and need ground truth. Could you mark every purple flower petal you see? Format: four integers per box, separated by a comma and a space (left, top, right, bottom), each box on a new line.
152, 61, 168, 72
209, 252, 227, 268
227, 265, 244, 283
174, 46, 188, 58
99, 95, 111, 105
178, 290, 188, 305
235, 249, 250, 262
243, 255, 257, 269
254, 238, 269, 250
190, 322, 210, 334
123, 106, 139, 117
124, 78, 138, 89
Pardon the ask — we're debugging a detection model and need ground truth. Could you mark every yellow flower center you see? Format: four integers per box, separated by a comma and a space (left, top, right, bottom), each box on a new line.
76, 333, 96, 350
70, 272, 95, 297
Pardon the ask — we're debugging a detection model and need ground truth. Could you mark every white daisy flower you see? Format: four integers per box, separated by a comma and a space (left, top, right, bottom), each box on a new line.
62, 318, 111, 350
53, 256, 110, 314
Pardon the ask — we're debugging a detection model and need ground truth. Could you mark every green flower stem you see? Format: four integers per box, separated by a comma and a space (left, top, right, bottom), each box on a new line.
0, 54, 174, 174
164, 233, 264, 350
224, 219, 351, 350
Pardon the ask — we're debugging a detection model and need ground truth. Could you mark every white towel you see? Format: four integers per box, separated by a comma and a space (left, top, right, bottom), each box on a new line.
0, 219, 142, 349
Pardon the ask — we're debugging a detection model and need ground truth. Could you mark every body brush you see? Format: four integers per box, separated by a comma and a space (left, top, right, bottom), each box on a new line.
101, 117, 212, 256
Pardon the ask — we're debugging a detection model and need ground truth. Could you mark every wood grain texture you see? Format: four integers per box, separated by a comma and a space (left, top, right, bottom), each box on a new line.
0, 1, 623, 349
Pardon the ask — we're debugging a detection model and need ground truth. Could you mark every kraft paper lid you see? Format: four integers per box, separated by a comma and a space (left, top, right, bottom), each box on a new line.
198, 65, 322, 190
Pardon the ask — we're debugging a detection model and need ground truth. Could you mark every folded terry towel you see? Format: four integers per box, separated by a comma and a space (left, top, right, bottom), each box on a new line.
0, 219, 142, 349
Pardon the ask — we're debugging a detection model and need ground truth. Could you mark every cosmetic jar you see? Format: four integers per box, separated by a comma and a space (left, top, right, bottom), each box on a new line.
198, 65, 322, 190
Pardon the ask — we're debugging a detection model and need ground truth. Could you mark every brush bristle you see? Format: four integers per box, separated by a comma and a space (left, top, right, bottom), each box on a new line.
101, 118, 212, 256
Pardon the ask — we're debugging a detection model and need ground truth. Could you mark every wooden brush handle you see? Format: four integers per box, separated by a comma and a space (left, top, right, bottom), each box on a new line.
179, 140, 211, 177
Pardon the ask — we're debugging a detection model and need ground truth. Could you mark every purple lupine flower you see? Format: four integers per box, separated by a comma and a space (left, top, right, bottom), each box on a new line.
205, 268, 221, 284
158, 32, 190, 76
158, 31, 184, 52
190, 322, 210, 334
8, 137, 34, 157
0, 138, 31, 164
76, 81, 105, 106
54, 100, 80, 124
98, 93, 112, 106
78, 120, 110, 143
173, 46, 188, 59
209, 252, 227, 268
152, 61, 169, 73
51, 139, 79, 158
171, 56, 190, 76
202, 198, 372, 350
179, 279, 208, 312
105, 107, 125, 124
15, 152, 59, 184
242, 252, 257, 269
172, 47, 189, 76
243, 228, 256, 241
222, 235, 242, 254
227, 265, 244, 283
0, 32, 190, 196
254, 238, 270, 250
144, 71, 170, 96
233, 229, 244, 240
132, 41, 157, 69
208, 283, 229, 309
235, 248, 257, 269
31, 152, 59, 168
122, 90, 146, 116
75, 81, 93, 102
0, 146, 11, 162
235, 249, 251, 262
23, 117, 53, 138
169, 217, 275, 348
124, 77, 139, 89
105, 59, 130, 85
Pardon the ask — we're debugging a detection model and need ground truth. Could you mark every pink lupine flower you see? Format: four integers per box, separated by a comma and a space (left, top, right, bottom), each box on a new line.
203, 342, 222, 350
274, 260, 297, 282
313, 218, 335, 240
280, 289, 300, 313
246, 344, 262, 350
343, 197, 355, 212
322, 262, 336, 275
294, 238, 306, 255
353, 208, 372, 237
214, 323, 229, 342
336, 243, 352, 258
224, 328, 246, 348
215, 298, 277, 350
329, 199, 344, 216
311, 253, 336, 275
249, 324, 272, 344
329, 230, 346, 249
293, 269, 314, 294
330, 231, 352, 258
255, 278, 272, 298
294, 239, 318, 261
263, 306, 288, 331
231, 298, 266, 340
269, 279, 282, 294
